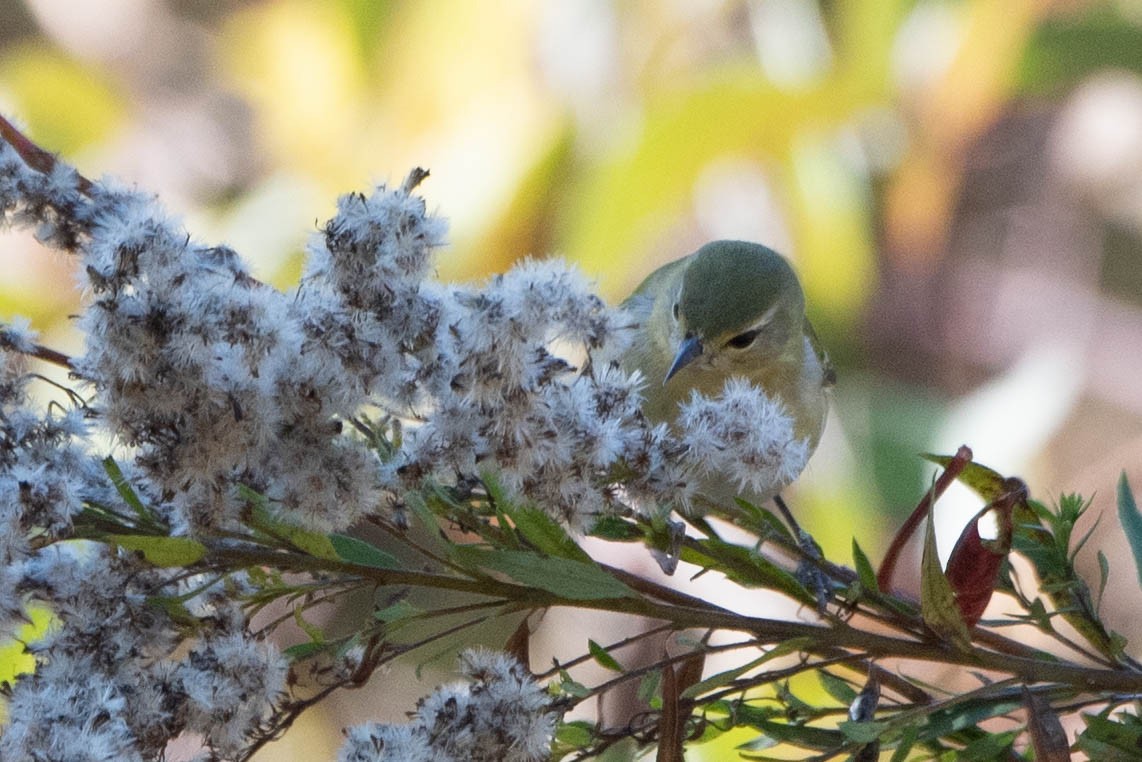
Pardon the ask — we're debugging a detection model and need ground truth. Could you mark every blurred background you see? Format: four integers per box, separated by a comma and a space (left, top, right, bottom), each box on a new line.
4, 0, 1142, 758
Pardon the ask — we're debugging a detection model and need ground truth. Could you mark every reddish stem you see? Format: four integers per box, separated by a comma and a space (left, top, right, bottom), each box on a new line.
876, 445, 973, 593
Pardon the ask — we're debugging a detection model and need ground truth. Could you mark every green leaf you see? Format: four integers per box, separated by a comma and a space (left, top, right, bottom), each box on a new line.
817, 670, 858, 705
957, 730, 1017, 760
919, 506, 973, 651
109, 535, 206, 566
243, 489, 338, 560
733, 498, 795, 542
329, 534, 400, 569
1078, 712, 1142, 759
681, 638, 812, 699
852, 539, 878, 592
374, 599, 419, 624
889, 726, 918, 762
838, 719, 889, 744
554, 720, 595, 747
145, 595, 197, 626
283, 641, 325, 660
920, 698, 1024, 740
102, 456, 152, 523
684, 536, 813, 605
1116, 472, 1142, 588
587, 515, 643, 542
557, 670, 591, 698
507, 504, 591, 562
637, 669, 661, 706
451, 547, 636, 600
292, 606, 325, 644
479, 471, 522, 550
736, 718, 845, 752
403, 490, 449, 552
1096, 550, 1110, 613
587, 639, 624, 672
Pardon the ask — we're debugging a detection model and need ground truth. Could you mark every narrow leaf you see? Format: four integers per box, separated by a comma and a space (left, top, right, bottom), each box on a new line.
818, 670, 857, 705
837, 720, 888, 744
733, 498, 795, 542
109, 535, 206, 567
681, 638, 811, 699
1116, 472, 1142, 587
374, 600, 419, 624
283, 642, 325, 660
588, 515, 644, 542
685, 537, 813, 605
329, 534, 399, 569
102, 456, 151, 522
1078, 711, 1142, 756
735, 719, 844, 751
508, 504, 591, 561
292, 606, 325, 643
919, 507, 973, 651
588, 639, 624, 672
452, 547, 636, 600
403, 491, 449, 552
920, 454, 1008, 502
246, 497, 338, 560
1096, 550, 1109, 613
852, 539, 879, 592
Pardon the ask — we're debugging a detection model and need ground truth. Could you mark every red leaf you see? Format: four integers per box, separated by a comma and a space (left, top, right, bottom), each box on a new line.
944, 489, 1019, 627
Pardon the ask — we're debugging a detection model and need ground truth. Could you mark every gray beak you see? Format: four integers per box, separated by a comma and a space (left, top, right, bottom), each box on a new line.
664, 334, 703, 384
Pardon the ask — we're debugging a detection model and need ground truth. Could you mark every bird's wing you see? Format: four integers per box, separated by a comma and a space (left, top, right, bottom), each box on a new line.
804, 320, 836, 388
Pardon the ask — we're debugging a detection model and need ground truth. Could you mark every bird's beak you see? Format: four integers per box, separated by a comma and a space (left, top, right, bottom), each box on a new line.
664, 334, 703, 384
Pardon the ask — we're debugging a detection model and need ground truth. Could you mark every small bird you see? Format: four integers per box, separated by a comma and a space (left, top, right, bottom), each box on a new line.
622, 239, 834, 509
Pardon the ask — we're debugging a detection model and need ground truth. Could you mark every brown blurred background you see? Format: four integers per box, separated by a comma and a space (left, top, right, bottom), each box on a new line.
3, 1, 1142, 758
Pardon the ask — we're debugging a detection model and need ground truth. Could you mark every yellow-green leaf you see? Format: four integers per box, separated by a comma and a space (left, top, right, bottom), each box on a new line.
919, 510, 973, 651
920, 454, 1008, 503
109, 535, 206, 567
243, 490, 337, 560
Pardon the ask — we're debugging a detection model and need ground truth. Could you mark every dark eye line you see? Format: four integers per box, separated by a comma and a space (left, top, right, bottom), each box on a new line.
725, 328, 761, 349
671, 302, 680, 320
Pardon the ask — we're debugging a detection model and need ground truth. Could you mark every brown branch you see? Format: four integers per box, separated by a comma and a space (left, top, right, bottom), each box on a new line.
23, 342, 73, 370
0, 112, 94, 195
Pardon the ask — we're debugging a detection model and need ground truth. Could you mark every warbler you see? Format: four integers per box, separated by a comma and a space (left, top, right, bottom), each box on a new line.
622, 240, 834, 506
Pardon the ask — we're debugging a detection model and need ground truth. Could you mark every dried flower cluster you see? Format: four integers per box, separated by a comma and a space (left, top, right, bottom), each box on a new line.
339, 650, 558, 762
0, 122, 807, 759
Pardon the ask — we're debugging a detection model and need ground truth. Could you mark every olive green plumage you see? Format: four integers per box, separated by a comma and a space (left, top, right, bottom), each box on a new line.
622, 240, 834, 467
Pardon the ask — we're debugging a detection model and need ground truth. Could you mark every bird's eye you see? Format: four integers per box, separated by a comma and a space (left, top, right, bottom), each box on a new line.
671, 302, 680, 321
725, 328, 760, 349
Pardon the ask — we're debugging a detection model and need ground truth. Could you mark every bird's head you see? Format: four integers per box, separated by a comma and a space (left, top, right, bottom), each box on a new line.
665, 240, 806, 383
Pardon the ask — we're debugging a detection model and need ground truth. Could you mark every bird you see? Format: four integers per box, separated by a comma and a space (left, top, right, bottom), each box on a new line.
621, 239, 834, 511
